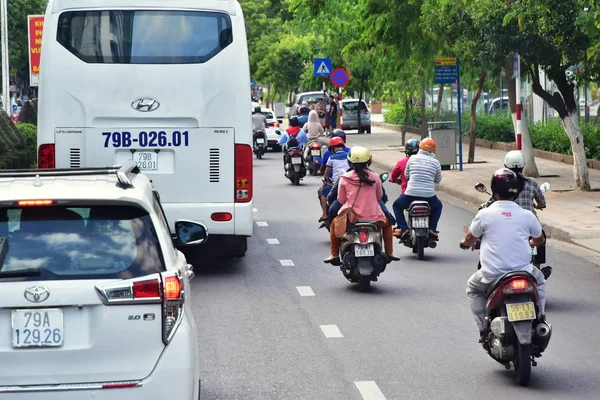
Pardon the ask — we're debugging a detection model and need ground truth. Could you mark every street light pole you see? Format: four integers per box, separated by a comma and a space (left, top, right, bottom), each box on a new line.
1, 0, 10, 114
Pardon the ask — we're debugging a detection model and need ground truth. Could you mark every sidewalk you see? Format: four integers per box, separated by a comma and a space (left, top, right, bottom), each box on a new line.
350, 116, 600, 253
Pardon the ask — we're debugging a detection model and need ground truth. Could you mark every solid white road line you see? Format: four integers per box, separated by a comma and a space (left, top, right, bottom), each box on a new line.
279, 260, 295, 266
256, 221, 269, 227
296, 286, 315, 296
319, 325, 343, 338
354, 381, 387, 400
266, 238, 280, 245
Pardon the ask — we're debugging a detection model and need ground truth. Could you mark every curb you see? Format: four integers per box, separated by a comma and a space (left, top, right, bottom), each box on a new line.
370, 155, 576, 246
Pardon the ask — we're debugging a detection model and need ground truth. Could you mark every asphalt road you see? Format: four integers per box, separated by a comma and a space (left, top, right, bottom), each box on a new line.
190, 135, 600, 400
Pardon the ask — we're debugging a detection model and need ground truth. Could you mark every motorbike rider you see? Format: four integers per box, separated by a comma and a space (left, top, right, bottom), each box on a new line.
252, 106, 267, 134
319, 129, 350, 176
461, 168, 547, 341
302, 110, 325, 160
298, 105, 310, 126
318, 137, 349, 222
392, 138, 443, 240
482, 150, 551, 279
390, 138, 420, 194
324, 146, 400, 264
279, 116, 308, 165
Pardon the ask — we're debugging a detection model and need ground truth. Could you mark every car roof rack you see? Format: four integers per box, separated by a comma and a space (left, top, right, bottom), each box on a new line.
0, 161, 140, 189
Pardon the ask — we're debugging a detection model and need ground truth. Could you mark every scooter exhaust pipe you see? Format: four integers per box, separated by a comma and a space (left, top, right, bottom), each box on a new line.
533, 322, 552, 352
535, 322, 551, 337
428, 241, 437, 249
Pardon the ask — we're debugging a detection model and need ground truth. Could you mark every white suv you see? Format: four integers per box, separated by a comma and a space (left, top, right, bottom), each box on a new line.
0, 162, 204, 399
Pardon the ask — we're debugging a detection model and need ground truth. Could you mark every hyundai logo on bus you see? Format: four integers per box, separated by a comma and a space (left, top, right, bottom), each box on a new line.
131, 98, 160, 112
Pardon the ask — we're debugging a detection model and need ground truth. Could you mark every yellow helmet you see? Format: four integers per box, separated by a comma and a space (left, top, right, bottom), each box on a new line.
347, 146, 372, 164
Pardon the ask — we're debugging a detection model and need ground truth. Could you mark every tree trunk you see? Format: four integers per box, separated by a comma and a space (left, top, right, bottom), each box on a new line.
435, 84, 445, 122
561, 112, 591, 190
504, 57, 539, 177
401, 92, 409, 144
420, 86, 427, 139
469, 72, 487, 163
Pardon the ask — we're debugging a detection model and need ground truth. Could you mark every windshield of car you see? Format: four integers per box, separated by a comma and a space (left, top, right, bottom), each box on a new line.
0, 205, 165, 281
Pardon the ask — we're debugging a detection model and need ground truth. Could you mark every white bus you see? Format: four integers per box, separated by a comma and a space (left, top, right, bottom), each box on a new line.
38, 0, 254, 256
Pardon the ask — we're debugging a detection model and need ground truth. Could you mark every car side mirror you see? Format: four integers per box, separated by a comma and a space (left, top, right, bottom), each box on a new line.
540, 182, 551, 193
379, 172, 389, 183
175, 220, 208, 246
475, 183, 488, 194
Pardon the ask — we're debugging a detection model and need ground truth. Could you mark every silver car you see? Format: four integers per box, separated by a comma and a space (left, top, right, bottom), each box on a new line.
340, 99, 371, 134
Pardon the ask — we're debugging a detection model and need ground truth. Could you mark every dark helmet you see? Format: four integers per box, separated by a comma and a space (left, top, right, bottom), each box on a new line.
289, 116, 300, 127
253, 106, 261, 113
405, 139, 420, 156
332, 129, 346, 144
300, 106, 309, 115
491, 168, 520, 199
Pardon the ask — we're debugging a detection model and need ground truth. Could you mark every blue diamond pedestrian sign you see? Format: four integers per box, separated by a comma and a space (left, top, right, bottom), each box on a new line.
314, 58, 332, 77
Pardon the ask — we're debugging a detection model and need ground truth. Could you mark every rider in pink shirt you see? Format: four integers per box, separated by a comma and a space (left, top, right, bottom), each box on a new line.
390, 139, 420, 194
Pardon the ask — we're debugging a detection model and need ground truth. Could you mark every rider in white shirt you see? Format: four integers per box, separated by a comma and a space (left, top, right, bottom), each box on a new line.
461, 169, 547, 339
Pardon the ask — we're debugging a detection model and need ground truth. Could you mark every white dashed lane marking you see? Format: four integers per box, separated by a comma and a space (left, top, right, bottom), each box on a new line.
279, 260, 295, 266
253, 208, 258, 213
266, 238, 280, 245
256, 221, 269, 227
296, 286, 315, 296
320, 325, 343, 338
354, 381, 387, 400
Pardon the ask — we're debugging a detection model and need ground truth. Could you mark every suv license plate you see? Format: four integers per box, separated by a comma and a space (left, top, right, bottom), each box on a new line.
355, 244, 374, 257
12, 309, 64, 348
291, 157, 302, 165
412, 217, 429, 228
134, 151, 158, 171
506, 302, 536, 322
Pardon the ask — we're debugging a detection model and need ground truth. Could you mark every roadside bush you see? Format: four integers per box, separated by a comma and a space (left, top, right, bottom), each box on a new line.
0, 111, 31, 168
16, 123, 37, 166
18, 100, 38, 125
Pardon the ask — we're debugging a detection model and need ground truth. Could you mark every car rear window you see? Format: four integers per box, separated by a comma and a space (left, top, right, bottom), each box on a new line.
299, 93, 327, 104
0, 205, 166, 281
261, 111, 274, 119
57, 10, 233, 64
342, 101, 368, 111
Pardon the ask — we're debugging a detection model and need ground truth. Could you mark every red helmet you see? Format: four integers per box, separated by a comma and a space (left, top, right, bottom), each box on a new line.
329, 137, 344, 147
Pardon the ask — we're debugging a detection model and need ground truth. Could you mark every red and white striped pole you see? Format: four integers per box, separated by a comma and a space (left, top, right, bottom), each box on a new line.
514, 51, 522, 150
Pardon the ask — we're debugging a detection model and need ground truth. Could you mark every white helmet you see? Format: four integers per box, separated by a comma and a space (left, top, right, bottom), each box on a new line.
504, 150, 525, 170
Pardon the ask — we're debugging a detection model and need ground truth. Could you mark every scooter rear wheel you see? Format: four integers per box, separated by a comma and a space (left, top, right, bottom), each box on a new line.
359, 276, 371, 292
515, 343, 532, 386
417, 236, 425, 260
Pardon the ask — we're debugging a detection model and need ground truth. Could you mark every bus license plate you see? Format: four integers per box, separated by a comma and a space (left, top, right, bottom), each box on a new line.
291, 157, 302, 165
135, 152, 158, 171
12, 309, 64, 348
506, 302, 536, 322
355, 244, 374, 257
412, 217, 429, 228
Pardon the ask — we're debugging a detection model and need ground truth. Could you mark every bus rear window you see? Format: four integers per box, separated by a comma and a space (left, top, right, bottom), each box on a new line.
57, 10, 233, 64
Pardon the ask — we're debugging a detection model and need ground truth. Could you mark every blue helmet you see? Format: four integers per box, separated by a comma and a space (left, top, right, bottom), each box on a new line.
332, 129, 346, 144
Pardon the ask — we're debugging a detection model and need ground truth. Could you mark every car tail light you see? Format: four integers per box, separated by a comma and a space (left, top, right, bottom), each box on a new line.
133, 279, 161, 299
359, 228, 368, 243
410, 206, 430, 217
163, 273, 184, 344
38, 144, 55, 169
212, 212, 232, 222
274, 122, 280, 127
17, 199, 55, 206
364, 108, 369, 114
235, 144, 253, 203
502, 278, 534, 295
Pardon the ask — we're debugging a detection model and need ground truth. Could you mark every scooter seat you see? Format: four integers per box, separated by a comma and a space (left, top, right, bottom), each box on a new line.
485, 270, 536, 298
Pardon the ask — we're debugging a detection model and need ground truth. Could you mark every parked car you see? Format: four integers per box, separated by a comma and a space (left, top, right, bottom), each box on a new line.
340, 99, 371, 133
488, 96, 509, 114
287, 91, 329, 117
0, 162, 205, 399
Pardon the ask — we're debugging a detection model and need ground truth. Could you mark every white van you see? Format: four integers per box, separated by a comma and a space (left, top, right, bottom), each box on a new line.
37, 0, 254, 256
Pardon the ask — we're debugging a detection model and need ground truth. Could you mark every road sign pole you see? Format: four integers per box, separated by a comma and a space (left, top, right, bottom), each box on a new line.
456, 58, 463, 171
514, 50, 522, 150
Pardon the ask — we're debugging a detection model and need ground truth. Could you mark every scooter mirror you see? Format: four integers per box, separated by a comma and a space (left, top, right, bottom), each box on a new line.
474, 183, 487, 193
540, 182, 551, 192
380, 172, 389, 183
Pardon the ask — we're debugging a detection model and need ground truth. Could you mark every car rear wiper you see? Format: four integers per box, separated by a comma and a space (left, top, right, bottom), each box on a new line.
0, 268, 42, 279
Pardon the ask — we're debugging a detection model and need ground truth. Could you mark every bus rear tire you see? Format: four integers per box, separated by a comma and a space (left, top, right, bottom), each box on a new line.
229, 236, 248, 257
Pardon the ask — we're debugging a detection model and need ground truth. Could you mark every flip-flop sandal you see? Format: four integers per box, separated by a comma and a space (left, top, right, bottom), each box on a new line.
318, 217, 327, 222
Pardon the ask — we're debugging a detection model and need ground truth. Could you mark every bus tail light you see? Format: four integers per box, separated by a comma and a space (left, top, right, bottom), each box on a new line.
38, 144, 55, 169
235, 144, 253, 203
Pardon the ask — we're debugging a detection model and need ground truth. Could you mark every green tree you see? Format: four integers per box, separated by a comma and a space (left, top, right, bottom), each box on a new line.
0, 0, 47, 88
